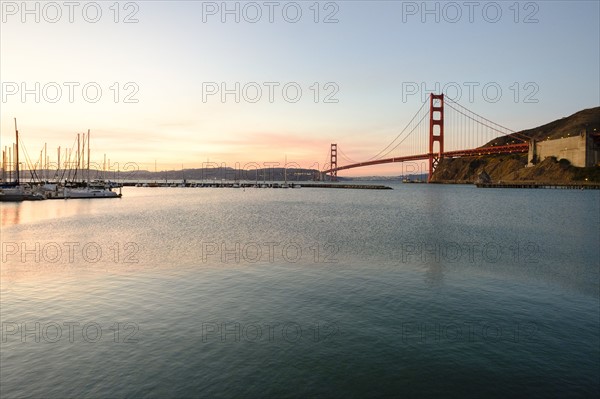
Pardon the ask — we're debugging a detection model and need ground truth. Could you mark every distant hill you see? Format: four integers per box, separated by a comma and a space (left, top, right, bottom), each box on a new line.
342, 174, 428, 181
126, 167, 318, 182
484, 106, 600, 147
13, 167, 321, 183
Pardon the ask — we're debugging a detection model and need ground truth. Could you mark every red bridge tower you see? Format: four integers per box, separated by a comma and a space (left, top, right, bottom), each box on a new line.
330, 143, 338, 181
428, 94, 444, 182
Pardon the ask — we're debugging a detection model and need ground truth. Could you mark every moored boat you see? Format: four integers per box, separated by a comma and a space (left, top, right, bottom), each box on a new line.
0, 184, 46, 201
63, 186, 121, 198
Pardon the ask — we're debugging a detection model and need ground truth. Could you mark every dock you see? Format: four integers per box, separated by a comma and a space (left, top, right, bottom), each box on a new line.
476, 182, 600, 190
121, 182, 393, 190
300, 183, 392, 190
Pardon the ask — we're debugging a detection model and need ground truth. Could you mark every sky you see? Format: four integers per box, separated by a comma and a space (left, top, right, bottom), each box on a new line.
1, 0, 599, 176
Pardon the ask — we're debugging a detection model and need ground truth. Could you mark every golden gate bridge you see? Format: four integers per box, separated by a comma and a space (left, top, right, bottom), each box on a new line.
321, 94, 530, 182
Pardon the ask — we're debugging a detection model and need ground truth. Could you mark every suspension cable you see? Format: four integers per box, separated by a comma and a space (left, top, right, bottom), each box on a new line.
445, 97, 529, 141
338, 148, 358, 164
377, 110, 429, 159
445, 102, 529, 142
367, 97, 428, 161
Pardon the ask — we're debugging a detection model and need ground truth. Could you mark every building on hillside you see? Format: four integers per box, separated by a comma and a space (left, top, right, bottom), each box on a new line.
528, 127, 600, 167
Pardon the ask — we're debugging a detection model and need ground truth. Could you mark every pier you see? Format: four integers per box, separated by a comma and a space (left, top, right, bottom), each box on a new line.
120, 182, 393, 190
299, 183, 392, 190
476, 182, 600, 190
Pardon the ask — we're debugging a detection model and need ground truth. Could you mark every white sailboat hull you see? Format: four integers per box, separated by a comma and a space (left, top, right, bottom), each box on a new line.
64, 188, 120, 198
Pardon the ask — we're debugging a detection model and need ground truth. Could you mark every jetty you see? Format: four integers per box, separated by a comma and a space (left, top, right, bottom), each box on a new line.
300, 183, 392, 190
121, 182, 393, 190
476, 182, 600, 190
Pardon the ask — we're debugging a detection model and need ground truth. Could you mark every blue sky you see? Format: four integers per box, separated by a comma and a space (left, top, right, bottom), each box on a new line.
1, 0, 599, 175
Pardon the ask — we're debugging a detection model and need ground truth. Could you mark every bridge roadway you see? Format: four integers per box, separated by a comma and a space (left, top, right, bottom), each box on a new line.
322, 143, 529, 174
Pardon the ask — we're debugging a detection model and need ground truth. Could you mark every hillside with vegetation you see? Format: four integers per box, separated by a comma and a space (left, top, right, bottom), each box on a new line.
431, 107, 600, 184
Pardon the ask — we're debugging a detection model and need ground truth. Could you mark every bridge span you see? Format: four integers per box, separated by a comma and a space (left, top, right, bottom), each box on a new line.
321, 94, 530, 181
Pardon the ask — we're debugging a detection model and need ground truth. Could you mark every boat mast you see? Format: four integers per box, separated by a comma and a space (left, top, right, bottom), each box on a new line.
9, 146, 12, 182
87, 129, 90, 183
39, 148, 43, 183
81, 133, 86, 183
75, 133, 80, 182
14, 118, 19, 185
57, 146, 61, 182
67, 147, 72, 182
1, 147, 5, 182
284, 155, 287, 184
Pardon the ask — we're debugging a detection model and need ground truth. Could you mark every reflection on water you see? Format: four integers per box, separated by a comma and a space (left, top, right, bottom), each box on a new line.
1, 185, 599, 398
2, 185, 598, 296
1, 203, 20, 226
1, 199, 96, 227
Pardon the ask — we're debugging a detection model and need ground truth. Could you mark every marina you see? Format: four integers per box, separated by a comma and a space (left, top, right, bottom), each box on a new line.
0, 122, 394, 200
1, 120, 122, 201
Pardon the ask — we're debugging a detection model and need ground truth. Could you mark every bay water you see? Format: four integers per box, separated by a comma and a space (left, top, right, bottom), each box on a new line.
1, 184, 598, 398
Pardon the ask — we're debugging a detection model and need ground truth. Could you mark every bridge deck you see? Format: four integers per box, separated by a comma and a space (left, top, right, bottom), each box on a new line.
322, 143, 528, 174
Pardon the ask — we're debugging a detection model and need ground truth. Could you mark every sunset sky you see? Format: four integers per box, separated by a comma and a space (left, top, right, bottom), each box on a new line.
1, 1, 599, 176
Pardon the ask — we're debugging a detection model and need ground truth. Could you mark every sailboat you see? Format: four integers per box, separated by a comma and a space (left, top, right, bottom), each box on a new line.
62, 130, 121, 199
0, 184, 45, 201
0, 119, 46, 201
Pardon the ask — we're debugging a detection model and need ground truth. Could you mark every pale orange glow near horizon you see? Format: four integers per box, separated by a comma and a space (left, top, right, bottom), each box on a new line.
0, 114, 423, 177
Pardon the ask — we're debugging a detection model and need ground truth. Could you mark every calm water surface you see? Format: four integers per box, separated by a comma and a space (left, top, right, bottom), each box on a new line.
1, 184, 599, 398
